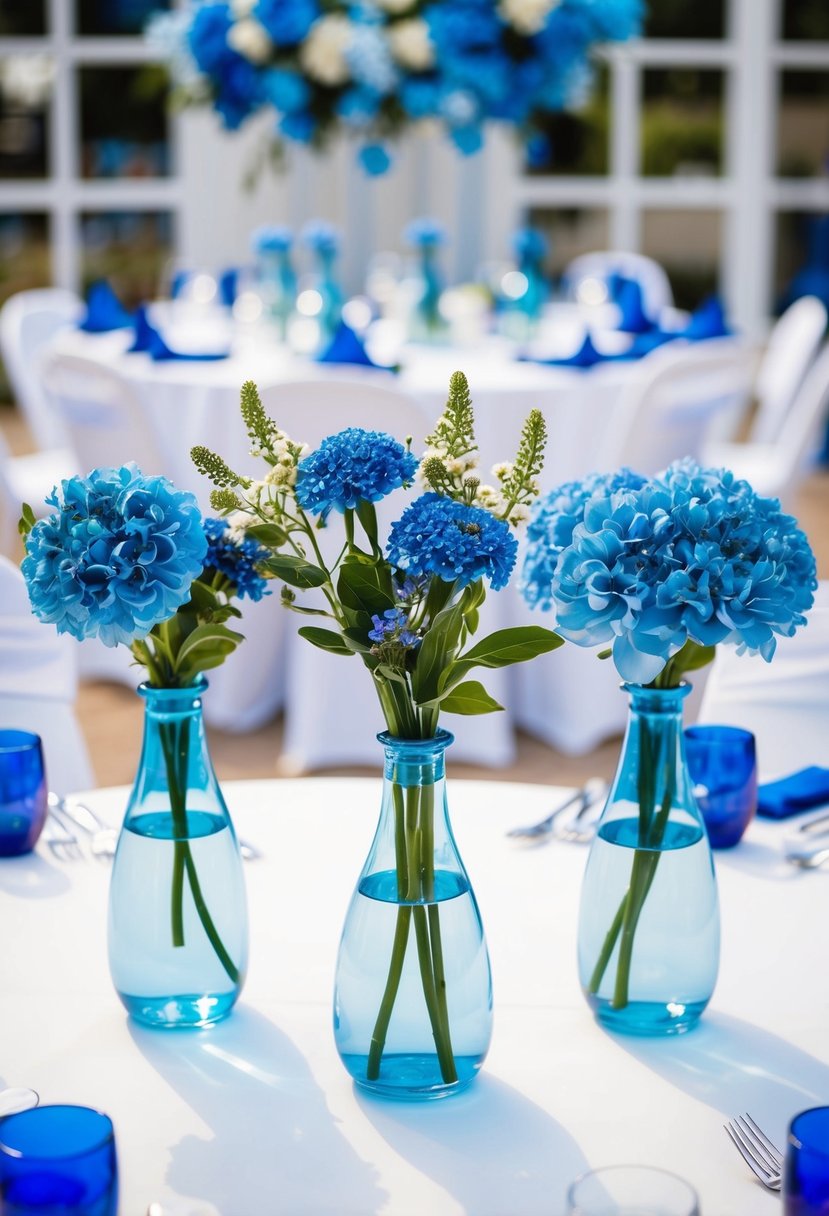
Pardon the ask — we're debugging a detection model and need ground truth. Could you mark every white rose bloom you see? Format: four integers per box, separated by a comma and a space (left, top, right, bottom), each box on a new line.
498, 0, 559, 36
300, 15, 354, 87
227, 17, 273, 64
388, 19, 434, 71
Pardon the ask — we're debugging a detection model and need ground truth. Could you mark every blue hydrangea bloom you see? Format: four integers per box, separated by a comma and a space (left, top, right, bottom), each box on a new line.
346, 24, 398, 96
22, 464, 207, 648
296, 428, 418, 517
386, 493, 518, 591
203, 518, 270, 601
521, 459, 817, 683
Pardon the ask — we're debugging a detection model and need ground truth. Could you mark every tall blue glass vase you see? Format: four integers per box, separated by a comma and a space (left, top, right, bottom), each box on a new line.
409, 248, 446, 343
258, 248, 297, 340
108, 680, 248, 1029
578, 684, 720, 1036
334, 731, 492, 1100
315, 248, 343, 346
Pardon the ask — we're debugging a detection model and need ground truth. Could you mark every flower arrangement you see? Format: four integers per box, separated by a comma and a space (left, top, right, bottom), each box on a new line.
193, 371, 562, 1083
147, 0, 643, 174
19, 464, 269, 990
521, 458, 817, 1016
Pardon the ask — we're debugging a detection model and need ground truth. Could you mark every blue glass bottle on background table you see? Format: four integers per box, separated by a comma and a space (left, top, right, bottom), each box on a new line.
578, 684, 720, 1036
0, 1104, 117, 1215
784, 1107, 829, 1215
334, 731, 492, 1100
0, 730, 47, 857
108, 680, 248, 1028
684, 724, 758, 848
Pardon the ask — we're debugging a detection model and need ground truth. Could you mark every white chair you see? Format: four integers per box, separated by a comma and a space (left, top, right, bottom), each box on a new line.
708, 340, 829, 507
259, 376, 516, 771
562, 251, 674, 320
751, 296, 827, 444
0, 555, 94, 795
0, 428, 76, 557
697, 582, 829, 780
0, 287, 82, 451
598, 339, 757, 476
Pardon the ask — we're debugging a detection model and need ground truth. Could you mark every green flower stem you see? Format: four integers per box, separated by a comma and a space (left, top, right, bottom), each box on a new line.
182, 848, 240, 983
366, 782, 410, 1081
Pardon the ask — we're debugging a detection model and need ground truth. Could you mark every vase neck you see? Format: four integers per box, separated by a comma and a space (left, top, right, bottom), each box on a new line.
138, 681, 206, 720
379, 730, 453, 788
607, 682, 700, 825
624, 682, 690, 720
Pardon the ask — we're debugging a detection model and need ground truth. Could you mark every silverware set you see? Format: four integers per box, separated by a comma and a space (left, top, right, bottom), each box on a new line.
506, 777, 608, 843
783, 810, 829, 869
724, 1113, 783, 1191
43, 794, 262, 863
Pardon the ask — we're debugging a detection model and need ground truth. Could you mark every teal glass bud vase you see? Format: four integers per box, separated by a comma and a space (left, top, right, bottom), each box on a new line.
334, 731, 493, 1099
578, 684, 720, 1036
258, 248, 297, 340
108, 680, 248, 1029
409, 246, 447, 343
314, 246, 343, 346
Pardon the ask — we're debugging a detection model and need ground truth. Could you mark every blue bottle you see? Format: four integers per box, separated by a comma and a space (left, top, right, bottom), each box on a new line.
334, 731, 492, 1099
578, 684, 720, 1036
252, 226, 297, 340
108, 680, 248, 1028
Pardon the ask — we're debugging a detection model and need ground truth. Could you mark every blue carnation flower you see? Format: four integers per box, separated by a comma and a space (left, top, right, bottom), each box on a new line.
386, 493, 518, 591
203, 518, 270, 601
22, 464, 207, 648
296, 428, 418, 517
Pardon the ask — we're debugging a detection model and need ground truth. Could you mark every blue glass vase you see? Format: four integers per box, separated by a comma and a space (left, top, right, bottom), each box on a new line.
578, 684, 720, 1036
257, 248, 297, 340
409, 247, 446, 343
108, 680, 248, 1029
334, 730, 492, 1100
314, 248, 343, 346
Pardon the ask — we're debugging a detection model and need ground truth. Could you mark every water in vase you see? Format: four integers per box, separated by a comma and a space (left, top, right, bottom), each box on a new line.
108, 810, 248, 1028
579, 812, 720, 1036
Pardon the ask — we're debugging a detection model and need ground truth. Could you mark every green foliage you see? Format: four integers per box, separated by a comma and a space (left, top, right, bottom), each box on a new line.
210, 488, 242, 512
424, 369, 478, 463
259, 554, 328, 589
191, 445, 246, 490
240, 379, 278, 453
653, 638, 716, 689
499, 409, 547, 518
440, 680, 504, 715
298, 626, 354, 656
17, 503, 36, 538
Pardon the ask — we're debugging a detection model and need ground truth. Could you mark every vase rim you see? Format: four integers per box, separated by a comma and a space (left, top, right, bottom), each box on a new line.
377, 729, 455, 751
137, 676, 209, 699
622, 681, 691, 699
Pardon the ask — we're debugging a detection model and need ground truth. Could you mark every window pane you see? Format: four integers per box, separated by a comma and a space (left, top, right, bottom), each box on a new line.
526, 207, 610, 276
75, 0, 172, 36
0, 56, 52, 179
645, 0, 725, 38
641, 68, 724, 178
777, 71, 829, 178
641, 209, 723, 310
0, 1, 47, 36
0, 213, 50, 398
774, 211, 829, 311
80, 211, 173, 308
782, 0, 829, 40
524, 66, 609, 176
79, 66, 170, 178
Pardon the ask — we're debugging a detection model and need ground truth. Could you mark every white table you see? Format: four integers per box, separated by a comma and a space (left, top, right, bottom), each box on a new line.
2, 777, 826, 1216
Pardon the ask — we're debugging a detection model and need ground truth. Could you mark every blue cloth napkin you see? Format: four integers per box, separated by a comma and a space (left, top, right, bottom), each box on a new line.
127, 304, 229, 362
757, 766, 829, 819
219, 268, 238, 309
682, 295, 731, 340
522, 332, 637, 369
316, 320, 384, 368
169, 270, 192, 300
610, 275, 656, 335
78, 281, 134, 333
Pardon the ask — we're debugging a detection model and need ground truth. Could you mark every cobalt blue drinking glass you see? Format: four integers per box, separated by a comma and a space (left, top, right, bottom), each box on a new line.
0, 1105, 117, 1215
578, 684, 720, 1036
684, 725, 758, 849
0, 731, 47, 857
333, 731, 493, 1100
784, 1107, 829, 1215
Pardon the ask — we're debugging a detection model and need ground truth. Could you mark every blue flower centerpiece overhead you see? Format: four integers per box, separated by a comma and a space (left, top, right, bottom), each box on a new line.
521, 458, 817, 1037
148, 0, 643, 174
192, 371, 563, 1097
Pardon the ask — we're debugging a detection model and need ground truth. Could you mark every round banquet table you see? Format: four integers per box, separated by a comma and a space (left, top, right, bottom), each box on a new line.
2, 776, 826, 1216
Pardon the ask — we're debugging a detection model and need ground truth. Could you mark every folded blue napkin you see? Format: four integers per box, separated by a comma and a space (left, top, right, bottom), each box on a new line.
219, 268, 238, 309
316, 320, 384, 368
169, 270, 192, 300
757, 766, 829, 819
610, 275, 656, 335
682, 295, 731, 340
127, 304, 229, 361
521, 332, 637, 369
78, 281, 134, 333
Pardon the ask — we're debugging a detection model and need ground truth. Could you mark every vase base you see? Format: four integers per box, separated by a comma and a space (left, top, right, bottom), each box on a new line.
343, 1053, 482, 1101
587, 994, 708, 1037
118, 990, 238, 1029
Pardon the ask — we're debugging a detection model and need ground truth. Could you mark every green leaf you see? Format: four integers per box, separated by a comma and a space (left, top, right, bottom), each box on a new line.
411, 599, 465, 705
18, 503, 36, 538
186, 580, 222, 614
173, 623, 244, 681
284, 603, 332, 617
337, 559, 394, 617
597, 648, 612, 660
461, 626, 564, 668
259, 554, 328, 589
671, 640, 716, 677
298, 626, 354, 657
440, 680, 504, 715
355, 500, 379, 549
245, 523, 288, 548
342, 626, 373, 654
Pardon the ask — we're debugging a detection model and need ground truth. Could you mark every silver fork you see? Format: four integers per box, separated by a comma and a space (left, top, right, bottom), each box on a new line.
553, 781, 608, 843
724, 1113, 783, 1191
506, 777, 607, 841
42, 810, 83, 861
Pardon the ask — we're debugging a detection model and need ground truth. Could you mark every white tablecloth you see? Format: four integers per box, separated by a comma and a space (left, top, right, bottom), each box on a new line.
2, 777, 827, 1216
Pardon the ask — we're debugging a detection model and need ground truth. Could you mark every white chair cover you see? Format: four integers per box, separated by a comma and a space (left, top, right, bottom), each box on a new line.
562, 251, 674, 319
259, 377, 515, 770
696, 582, 829, 779
0, 288, 82, 451
0, 555, 94, 795
752, 296, 827, 444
